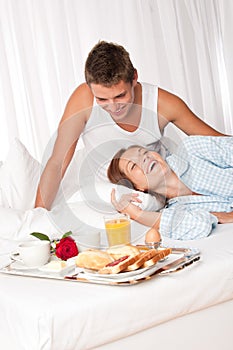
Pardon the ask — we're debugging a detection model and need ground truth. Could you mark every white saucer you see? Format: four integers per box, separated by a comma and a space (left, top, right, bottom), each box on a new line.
10, 260, 42, 270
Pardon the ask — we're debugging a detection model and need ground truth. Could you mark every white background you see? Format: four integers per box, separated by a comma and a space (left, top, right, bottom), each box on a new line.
0, 0, 232, 160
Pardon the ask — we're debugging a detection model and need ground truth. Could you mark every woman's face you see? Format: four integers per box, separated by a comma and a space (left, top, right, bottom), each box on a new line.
118, 146, 169, 191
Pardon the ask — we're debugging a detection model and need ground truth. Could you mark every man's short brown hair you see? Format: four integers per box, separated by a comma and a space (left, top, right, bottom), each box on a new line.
85, 41, 135, 86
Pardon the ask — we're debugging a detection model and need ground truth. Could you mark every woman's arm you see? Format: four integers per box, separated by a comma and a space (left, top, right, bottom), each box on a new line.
110, 189, 161, 228
159, 205, 218, 240
211, 211, 233, 223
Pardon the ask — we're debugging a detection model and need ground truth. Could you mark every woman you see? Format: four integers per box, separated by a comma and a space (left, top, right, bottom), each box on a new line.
108, 136, 233, 241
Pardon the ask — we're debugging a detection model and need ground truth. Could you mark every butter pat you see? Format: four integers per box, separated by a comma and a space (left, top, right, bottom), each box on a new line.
39, 260, 67, 272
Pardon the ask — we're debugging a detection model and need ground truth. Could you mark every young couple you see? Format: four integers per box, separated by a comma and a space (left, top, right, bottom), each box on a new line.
34, 40, 232, 240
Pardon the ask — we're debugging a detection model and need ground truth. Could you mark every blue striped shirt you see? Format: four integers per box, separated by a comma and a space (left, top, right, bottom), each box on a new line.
159, 136, 233, 240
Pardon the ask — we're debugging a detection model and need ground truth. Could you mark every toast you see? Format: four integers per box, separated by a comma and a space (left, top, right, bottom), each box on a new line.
143, 248, 172, 267
98, 254, 141, 274
125, 249, 158, 271
75, 249, 114, 270
106, 244, 140, 259
76, 246, 172, 274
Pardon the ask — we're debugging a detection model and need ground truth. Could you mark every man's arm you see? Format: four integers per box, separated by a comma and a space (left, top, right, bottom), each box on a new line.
35, 83, 93, 210
157, 88, 225, 136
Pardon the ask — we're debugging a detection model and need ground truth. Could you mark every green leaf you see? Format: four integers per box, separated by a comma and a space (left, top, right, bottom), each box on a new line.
30, 232, 50, 241
61, 230, 73, 239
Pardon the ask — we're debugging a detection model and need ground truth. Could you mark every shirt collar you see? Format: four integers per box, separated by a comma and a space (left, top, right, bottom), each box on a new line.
166, 154, 190, 177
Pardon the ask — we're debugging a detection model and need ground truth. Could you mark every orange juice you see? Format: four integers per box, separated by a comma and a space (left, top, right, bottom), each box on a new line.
105, 217, 131, 246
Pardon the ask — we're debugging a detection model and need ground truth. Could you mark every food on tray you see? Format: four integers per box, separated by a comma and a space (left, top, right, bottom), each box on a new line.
75, 249, 114, 270
48, 260, 66, 269
98, 254, 141, 274
145, 227, 161, 245
143, 248, 172, 267
106, 244, 140, 259
39, 260, 68, 272
75, 246, 172, 274
125, 249, 158, 271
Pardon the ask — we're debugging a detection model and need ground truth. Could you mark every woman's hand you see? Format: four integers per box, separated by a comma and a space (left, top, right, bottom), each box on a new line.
111, 188, 162, 227
211, 211, 233, 223
110, 188, 142, 213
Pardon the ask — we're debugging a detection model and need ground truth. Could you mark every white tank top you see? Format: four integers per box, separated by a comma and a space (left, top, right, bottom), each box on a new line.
80, 82, 163, 181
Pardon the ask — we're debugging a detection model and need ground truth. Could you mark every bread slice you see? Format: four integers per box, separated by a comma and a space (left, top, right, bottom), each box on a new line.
98, 254, 141, 274
143, 248, 172, 267
107, 244, 140, 259
75, 249, 114, 270
125, 249, 158, 271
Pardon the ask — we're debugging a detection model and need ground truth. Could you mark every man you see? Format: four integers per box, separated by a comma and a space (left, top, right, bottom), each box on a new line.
35, 41, 224, 210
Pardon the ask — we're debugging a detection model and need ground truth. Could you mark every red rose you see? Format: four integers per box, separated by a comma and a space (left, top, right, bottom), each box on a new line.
55, 236, 78, 261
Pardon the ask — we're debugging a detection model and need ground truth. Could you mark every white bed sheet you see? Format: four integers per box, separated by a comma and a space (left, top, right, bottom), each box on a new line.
96, 299, 233, 350
0, 220, 233, 350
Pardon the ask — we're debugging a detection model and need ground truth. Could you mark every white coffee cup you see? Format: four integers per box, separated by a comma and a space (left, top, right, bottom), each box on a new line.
75, 232, 101, 252
12, 240, 50, 267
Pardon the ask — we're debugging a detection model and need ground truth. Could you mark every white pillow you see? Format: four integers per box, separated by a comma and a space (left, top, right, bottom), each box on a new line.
0, 161, 4, 207
69, 180, 165, 212
0, 138, 165, 212
0, 138, 41, 210
0, 138, 79, 211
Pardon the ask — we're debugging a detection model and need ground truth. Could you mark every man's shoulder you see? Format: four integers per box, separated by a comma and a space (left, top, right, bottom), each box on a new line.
71, 83, 94, 102
61, 83, 94, 122
67, 83, 94, 110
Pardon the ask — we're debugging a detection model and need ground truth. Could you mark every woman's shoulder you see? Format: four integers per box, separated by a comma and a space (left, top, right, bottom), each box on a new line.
181, 135, 233, 149
179, 136, 233, 165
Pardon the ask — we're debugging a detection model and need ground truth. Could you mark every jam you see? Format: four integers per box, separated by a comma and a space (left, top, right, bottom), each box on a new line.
106, 255, 129, 267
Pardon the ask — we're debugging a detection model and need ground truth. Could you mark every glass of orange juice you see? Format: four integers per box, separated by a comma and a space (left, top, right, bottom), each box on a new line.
104, 213, 131, 247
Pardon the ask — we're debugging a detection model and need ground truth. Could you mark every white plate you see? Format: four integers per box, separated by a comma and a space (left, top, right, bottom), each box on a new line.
83, 263, 158, 281
81, 264, 161, 283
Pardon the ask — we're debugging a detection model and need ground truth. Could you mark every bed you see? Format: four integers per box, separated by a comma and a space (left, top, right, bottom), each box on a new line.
0, 138, 232, 350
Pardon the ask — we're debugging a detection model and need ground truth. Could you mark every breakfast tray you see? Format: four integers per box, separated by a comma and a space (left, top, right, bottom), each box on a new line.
0, 247, 201, 286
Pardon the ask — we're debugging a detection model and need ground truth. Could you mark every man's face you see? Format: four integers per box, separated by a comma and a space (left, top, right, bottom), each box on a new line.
90, 80, 137, 121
